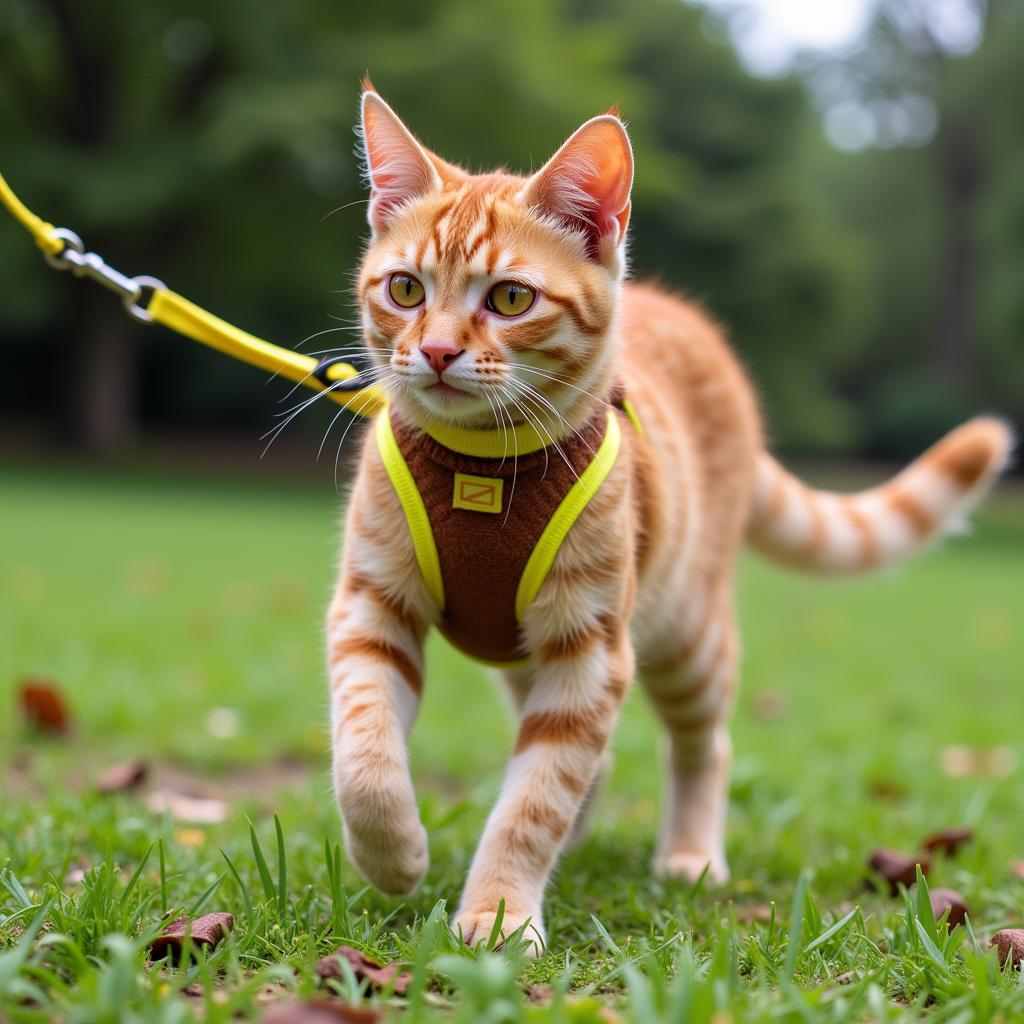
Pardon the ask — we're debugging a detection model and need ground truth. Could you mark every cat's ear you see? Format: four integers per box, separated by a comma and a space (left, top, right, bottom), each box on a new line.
360, 89, 444, 234
520, 113, 633, 264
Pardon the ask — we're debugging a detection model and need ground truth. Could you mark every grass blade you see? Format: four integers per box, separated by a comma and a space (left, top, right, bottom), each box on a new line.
190, 872, 226, 916
221, 849, 254, 923
782, 869, 810, 984
248, 819, 276, 903
274, 813, 287, 915
590, 913, 623, 957
484, 899, 506, 951
804, 907, 859, 955
118, 843, 153, 912
158, 838, 168, 918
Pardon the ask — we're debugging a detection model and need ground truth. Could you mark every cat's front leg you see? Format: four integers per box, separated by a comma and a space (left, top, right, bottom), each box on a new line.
455, 621, 634, 954
327, 568, 429, 895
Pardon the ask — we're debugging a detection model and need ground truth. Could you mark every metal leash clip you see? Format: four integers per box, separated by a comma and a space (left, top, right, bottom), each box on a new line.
312, 355, 374, 391
43, 226, 166, 324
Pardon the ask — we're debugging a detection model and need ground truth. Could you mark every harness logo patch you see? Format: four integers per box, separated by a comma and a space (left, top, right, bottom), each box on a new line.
452, 472, 503, 514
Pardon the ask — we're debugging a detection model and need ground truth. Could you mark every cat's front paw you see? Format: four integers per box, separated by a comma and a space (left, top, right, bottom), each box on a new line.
653, 850, 730, 885
343, 819, 429, 896
453, 906, 545, 957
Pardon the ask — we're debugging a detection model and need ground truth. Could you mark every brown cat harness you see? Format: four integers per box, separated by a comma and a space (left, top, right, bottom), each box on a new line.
376, 393, 642, 666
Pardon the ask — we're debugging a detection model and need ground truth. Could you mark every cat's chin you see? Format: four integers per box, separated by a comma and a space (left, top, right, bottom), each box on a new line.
403, 386, 494, 426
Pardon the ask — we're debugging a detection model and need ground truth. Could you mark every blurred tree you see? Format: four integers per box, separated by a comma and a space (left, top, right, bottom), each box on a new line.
802, 0, 1023, 457
5, 0, 1015, 462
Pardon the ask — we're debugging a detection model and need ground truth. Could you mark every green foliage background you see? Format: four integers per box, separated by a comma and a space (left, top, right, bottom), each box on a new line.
0, 0, 1020, 457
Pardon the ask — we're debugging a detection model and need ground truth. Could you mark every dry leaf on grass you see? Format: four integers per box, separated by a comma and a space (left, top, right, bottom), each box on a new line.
866, 778, 907, 802
525, 984, 554, 1004
18, 678, 71, 734
146, 789, 228, 824
940, 746, 1016, 778
317, 947, 412, 996
992, 929, 1024, 969
96, 759, 149, 794
260, 999, 381, 1023
922, 826, 973, 857
149, 912, 234, 961
867, 848, 930, 895
750, 688, 788, 721
929, 888, 969, 930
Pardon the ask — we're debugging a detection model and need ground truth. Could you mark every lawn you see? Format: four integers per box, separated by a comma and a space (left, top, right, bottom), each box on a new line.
2, 460, 1022, 1022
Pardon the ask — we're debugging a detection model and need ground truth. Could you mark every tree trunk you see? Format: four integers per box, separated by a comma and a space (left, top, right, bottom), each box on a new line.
62, 287, 140, 452
934, 118, 981, 387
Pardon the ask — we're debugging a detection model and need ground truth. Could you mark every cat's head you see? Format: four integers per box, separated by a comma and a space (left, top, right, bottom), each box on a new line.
355, 86, 633, 434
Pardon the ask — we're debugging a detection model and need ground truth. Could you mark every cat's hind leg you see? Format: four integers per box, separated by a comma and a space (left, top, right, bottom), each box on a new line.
641, 595, 738, 884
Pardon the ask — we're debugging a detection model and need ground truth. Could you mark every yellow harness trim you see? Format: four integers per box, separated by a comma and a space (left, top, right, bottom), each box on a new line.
1, 170, 384, 415
424, 417, 551, 457
375, 410, 446, 610
620, 397, 645, 436
515, 410, 622, 620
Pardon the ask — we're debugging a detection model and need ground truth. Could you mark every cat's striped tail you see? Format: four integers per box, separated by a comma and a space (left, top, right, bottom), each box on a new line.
747, 417, 1014, 574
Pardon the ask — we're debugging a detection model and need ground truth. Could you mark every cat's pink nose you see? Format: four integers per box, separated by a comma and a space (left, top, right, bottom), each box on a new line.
420, 338, 465, 378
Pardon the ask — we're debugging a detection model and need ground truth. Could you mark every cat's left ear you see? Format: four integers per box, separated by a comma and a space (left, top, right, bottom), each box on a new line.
520, 113, 633, 266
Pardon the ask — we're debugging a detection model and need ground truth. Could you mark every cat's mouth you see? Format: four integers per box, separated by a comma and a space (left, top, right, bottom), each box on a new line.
422, 380, 474, 405
426, 381, 464, 397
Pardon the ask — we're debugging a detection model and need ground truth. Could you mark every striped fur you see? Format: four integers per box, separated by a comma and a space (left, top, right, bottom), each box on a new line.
748, 418, 1013, 573
326, 89, 1014, 954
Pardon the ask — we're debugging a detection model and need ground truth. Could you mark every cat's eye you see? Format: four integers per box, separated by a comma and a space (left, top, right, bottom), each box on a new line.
487, 281, 535, 317
388, 273, 425, 308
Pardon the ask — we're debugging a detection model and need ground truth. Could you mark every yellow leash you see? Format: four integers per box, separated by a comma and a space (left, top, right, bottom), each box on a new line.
0, 171, 385, 416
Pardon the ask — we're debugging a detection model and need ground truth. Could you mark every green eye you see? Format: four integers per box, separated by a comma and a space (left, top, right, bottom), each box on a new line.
487, 282, 535, 317
388, 273, 425, 308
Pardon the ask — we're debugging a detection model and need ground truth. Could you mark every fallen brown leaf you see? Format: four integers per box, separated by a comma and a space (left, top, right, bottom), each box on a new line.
940, 745, 1017, 778
867, 848, 930, 895
260, 1000, 381, 1024
992, 929, 1024, 969
316, 947, 412, 996
149, 912, 234, 961
146, 789, 228, 824
18, 678, 71, 734
866, 778, 907, 802
751, 688, 788, 721
929, 888, 969, 930
922, 827, 973, 858
97, 759, 149, 794
525, 984, 554, 1005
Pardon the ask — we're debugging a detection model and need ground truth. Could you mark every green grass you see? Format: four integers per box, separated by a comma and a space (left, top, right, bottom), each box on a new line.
2, 462, 1023, 1022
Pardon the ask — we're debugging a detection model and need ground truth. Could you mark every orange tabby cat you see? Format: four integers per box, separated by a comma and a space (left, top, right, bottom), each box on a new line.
326, 87, 1012, 953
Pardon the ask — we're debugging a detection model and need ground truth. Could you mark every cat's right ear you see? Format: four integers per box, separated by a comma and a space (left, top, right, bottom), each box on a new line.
360, 89, 443, 235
